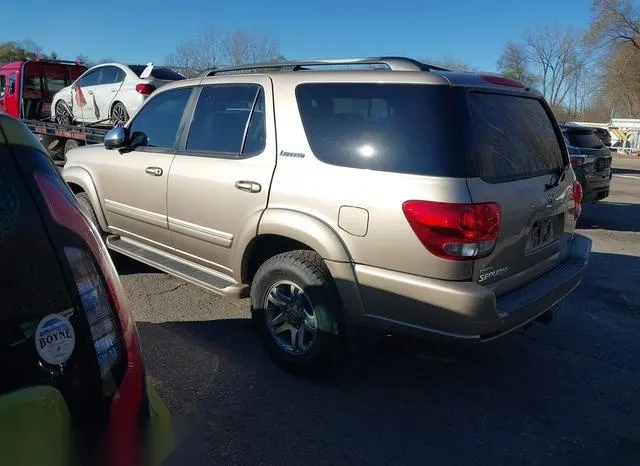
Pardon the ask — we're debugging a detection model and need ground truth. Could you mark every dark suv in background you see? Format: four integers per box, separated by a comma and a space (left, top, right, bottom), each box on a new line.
591, 127, 612, 148
561, 123, 613, 203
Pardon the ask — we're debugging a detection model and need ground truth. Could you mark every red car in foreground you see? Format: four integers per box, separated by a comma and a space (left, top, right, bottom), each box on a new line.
0, 113, 173, 466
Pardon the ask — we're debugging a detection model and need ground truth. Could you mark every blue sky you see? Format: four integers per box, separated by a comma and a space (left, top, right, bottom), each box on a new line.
4, 0, 595, 72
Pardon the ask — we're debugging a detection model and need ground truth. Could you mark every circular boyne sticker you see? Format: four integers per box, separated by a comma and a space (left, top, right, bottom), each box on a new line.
35, 314, 76, 365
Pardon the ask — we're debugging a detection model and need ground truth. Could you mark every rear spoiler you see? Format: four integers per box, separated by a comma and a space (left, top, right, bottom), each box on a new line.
140, 63, 154, 79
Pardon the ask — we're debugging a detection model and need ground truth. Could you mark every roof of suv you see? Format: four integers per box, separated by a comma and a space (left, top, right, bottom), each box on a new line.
152, 56, 540, 96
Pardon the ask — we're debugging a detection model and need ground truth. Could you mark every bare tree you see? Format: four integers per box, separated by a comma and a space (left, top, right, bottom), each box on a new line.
165, 27, 221, 75
422, 56, 476, 71
496, 42, 536, 87
601, 42, 640, 116
523, 24, 584, 108
587, 0, 640, 51
583, 0, 640, 118
165, 28, 279, 74
222, 30, 280, 66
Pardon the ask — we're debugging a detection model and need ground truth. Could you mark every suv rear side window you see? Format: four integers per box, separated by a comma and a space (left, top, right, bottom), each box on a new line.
128, 87, 192, 150
468, 92, 564, 180
185, 84, 264, 156
295, 83, 464, 176
563, 129, 605, 149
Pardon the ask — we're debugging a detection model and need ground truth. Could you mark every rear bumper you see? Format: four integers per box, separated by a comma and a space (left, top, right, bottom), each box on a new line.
580, 171, 612, 202
352, 233, 592, 340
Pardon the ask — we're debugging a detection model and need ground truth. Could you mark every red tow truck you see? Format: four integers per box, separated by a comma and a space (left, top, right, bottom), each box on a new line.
0, 57, 109, 163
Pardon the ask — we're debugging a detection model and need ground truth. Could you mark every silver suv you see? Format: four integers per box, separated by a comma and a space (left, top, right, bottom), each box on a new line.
62, 57, 592, 376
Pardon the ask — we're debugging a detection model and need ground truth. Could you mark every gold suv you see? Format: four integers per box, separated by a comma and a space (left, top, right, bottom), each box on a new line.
62, 57, 592, 376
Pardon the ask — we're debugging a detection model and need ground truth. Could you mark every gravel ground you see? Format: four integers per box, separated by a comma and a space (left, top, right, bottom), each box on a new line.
119, 157, 640, 466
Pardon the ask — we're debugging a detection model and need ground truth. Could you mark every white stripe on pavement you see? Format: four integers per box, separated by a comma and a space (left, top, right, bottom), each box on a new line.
613, 174, 640, 180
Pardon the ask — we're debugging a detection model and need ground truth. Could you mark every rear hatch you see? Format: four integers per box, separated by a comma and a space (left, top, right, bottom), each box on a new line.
464, 90, 576, 296
563, 126, 613, 176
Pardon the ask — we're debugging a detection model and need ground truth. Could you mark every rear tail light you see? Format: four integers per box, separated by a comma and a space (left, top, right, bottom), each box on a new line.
64, 246, 123, 393
34, 172, 144, 466
135, 83, 156, 95
572, 180, 583, 219
570, 155, 586, 168
402, 201, 502, 260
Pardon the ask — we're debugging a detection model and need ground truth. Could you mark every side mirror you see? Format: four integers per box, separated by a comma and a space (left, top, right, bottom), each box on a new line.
129, 131, 148, 148
104, 127, 129, 149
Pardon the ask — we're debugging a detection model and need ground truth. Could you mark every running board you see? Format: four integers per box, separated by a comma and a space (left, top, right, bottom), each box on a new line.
106, 236, 249, 299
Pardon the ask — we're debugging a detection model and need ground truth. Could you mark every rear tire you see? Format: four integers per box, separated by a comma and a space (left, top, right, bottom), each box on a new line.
110, 102, 129, 127
75, 192, 106, 239
250, 250, 344, 378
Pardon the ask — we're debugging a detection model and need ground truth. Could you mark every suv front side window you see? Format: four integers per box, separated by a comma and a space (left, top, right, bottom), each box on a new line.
127, 86, 193, 151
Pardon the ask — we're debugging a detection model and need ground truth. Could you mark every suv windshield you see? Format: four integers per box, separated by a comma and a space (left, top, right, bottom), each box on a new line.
127, 65, 185, 81
468, 92, 565, 180
563, 128, 605, 149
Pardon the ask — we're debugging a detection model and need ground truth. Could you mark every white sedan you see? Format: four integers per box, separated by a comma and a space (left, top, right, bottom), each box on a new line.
51, 62, 185, 127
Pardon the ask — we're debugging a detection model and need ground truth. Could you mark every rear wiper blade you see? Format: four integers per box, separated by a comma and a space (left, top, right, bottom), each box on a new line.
545, 166, 565, 190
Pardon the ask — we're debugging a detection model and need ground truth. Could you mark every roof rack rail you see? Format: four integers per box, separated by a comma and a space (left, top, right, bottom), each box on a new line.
25, 57, 86, 66
200, 56, 450, 77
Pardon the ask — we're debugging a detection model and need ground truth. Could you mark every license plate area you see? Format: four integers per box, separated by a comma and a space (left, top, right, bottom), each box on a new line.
526, 216, 556, 252
596, 157, 612, 171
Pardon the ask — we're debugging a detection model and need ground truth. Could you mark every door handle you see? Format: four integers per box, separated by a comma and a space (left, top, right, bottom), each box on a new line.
235, 180, 261, 193
145, 166, 163, 176
111, 88, 117, 92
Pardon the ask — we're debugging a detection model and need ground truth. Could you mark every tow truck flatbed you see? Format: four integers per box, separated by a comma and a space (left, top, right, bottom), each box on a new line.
25, 119, 108, 145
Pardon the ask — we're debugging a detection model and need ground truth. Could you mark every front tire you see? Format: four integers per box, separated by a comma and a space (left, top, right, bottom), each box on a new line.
75, 192, 106, 240
251, 251, 344, 378
54, 101, 72, 125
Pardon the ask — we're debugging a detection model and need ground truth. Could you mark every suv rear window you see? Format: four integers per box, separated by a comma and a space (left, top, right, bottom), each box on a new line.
128, 65, 185, 81
295, 83, 464, 177
468, 92, 565, 180
563, 128, 605, 149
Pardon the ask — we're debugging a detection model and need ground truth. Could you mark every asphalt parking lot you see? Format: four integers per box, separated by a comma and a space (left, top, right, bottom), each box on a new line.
120, 157, 640, 466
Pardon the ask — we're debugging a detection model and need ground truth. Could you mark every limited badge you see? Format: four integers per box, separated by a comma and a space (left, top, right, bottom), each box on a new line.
35, 314, 76, 365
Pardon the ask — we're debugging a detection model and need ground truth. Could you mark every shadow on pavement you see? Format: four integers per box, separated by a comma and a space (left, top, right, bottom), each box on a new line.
137, 252, 640, 466
578, 201, 640, 232
111, 251, 159, 275
614, 167, 640, 176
